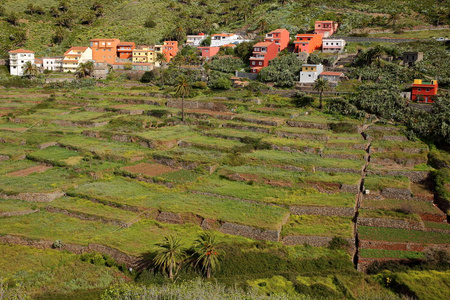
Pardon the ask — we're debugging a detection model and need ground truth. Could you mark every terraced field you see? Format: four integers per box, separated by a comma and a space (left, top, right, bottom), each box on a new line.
0, 85, 448, 277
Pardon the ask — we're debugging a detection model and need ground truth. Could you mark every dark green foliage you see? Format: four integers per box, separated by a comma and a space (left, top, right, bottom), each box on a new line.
329, 122, 359, 134
294, 282, 340, 298
192, 81, 207, 89
144, 17, 157, 28
209, 56, 244, 73
6, 12, 19, 26
140, 71, 154, 83
327, 97, 365, 119
328, 236, 350, 250
235, 41, 257, 64
259, 54, 302, 87
209, 77, 231, 90
291, 92, 314, 108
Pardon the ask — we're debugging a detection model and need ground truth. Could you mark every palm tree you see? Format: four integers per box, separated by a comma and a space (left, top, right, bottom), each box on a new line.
313, 77, 329, 110
155, 52, 168, 86
23, 61, 39, 78
175, 75, 191, 122
370, 45, 385, 67
153, 235, 186, 281
75, 61, 94, 78
192, 232, 221, 279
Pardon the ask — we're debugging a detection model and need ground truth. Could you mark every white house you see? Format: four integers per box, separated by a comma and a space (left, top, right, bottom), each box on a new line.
299, 64, 324, 83
210, 33, 247, 47
322, 39, 346, 53
43, 57, 63, 71
8, 49, 35, 76
62, 47, 93, 73
186, 33, 207, 47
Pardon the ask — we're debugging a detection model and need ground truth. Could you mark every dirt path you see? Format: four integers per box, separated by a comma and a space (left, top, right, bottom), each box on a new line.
6, 165, 52, 177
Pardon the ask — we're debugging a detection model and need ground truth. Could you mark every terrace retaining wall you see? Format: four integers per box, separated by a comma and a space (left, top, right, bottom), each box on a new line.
38, 142, 59, 150
283, 235, 355, 251
286, 121, 329, 130
381, 188, 412, 200
357, 217, 424, 231
0, 209, 40, 217
290, 206, 354, 217
275, 131, 329, 141
219, 222, 280, 242
0, 234, 140, 268
0, 155, 9, 161
221, 123, 271, 133
340, 184, 360, 193
316, 167, 361, 174
51, 120, 108, 128
359, 240, 449, 252
367, 170, 429, 183
166, 99, 229, 112
45, 207, 131, 227
234, 117, 284, 127
0, 191, 65, 202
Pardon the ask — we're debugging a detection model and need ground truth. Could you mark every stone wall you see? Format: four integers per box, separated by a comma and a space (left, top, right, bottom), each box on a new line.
283, 235, 355, 251
0, 191, 65, 202
275, 131, 329, 141
219, 222, 280, 242
367, 170, 429, 183
316, 167, 361, 174
38, 141, 59, 150
380, 188, 412, 200
286, 120, 329, 130
0, 209, 39, 217
234, 116, 284, 127
359, 240, 449, 252
357, 217, 423, 231
45, 207, 131, 227
166, 99, 229, 112
340, 184, 360, 194
0, 155, 9, 161
221, 123, 271, 133
290, 206, 354, 217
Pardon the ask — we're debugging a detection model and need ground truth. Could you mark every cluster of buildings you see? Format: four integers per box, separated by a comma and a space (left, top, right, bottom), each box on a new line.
9, 38, 179, 77
6, 22, 438, 103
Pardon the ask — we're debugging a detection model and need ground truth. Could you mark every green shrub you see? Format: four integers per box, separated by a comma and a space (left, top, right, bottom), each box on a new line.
329, 122, 359, 133
291, 92, 314, 108
140, 71, 154, 83
209, 77, 231, 90
192, 81, 207, 89
328, 237, 350, 250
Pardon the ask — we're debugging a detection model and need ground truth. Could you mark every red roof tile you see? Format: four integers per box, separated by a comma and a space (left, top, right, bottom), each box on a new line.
320, 71, 344, 76
9, 48, 34, 54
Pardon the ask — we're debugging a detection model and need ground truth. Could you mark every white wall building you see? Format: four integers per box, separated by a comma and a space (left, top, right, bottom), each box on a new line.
210, 33, 247, 47
8, 49, 35, 76
299, 64, 324, 83
186, 33, 207, 47
42, 57, 64, 71
63, 47, 93, 73
322, 39, 346, 53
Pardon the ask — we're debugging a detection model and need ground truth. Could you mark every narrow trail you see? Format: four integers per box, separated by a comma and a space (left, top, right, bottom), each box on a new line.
353, 118, 377, 269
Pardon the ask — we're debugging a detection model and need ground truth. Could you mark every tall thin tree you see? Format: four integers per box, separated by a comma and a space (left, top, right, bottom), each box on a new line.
175, 75, 191, 122
192, 232, 222, 279
313, 77, 329, 110
153, 235, 186, 281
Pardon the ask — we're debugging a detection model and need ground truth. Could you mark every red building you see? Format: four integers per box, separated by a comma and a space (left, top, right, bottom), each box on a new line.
314, 21, 338, 37
162, 41, 178, 62
294, 34, 322, 53
264, 29, 290, 52
249, 41, 278, 73
90, 39, 121, 64
197, 46, 220, 59
117, 42, 136, 59
411, 79, 438, 103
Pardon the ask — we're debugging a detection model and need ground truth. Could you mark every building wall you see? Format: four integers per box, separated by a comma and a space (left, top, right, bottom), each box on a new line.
90, 39, 120, 64
9, 52, 35, 76
264, 29, 290, 52
294, 34, 323, 53
299, 64, 324, 83
43, 58, 63, 71
250, 42, 278, 73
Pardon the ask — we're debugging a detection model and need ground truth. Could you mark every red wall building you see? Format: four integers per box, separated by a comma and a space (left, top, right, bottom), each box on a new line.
314, 21, 338, 37
198, 46, 220, 59
117, 42, 136, 59
264, 29, 290, 52
294, 34, 323, 53
249, 41, 278, 73
90, 39, 121, 64
163, 41, 178, 62
411, 79, 438, 103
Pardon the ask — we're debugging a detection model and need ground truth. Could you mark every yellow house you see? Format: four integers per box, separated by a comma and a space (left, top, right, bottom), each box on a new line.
132, 46, 156, 64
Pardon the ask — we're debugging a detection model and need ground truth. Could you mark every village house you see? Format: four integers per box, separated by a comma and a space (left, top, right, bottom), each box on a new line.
117, 42, 136, 60
299, 64, 324, 83
319, 71, 346, 85
8, 49, 35, 76
210, 33, 246, 47
249, 42, 278, 73
403, 52, 423, 67
314, 21, 339, 37
42, 57, 63, 72
322, 38, 346, 53
62, 47, 92, 73
92, 61, 109, 79
132, 46, 156, 64
264, 29, 290, 52
411, 79, 438, 103
294, 34, 323, 53
90, 38, 121, 65
186, 33, 207, 47
34, 58, 43, 70
197, 46, 221, 59
162, 41, 178, 62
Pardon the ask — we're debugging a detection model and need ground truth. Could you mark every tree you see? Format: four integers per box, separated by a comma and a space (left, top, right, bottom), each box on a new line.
175, 75, 191, 121
155, 52, 168, 86
6, 13, 19, 26
192, 232, 221, 279
153, 235, 186, 281
313, 77, 329, 109
23, 61, 39, 77
75, 61, 94, 78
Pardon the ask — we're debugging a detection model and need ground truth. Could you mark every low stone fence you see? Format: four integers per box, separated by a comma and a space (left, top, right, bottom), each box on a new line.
290, 206, 354, 217
0, 155, 9, 161
235, 71, 257, 80
51, 120, 108, 128
221, 123, 271, 134
0, 191, 65, 202
283, 235, 355, 252
45, 207, 132, 228
316, 167, 361, 174
367, 170, 429, 183
286, 120, 329, 130
359, 240, 448, 252
357, 217, 424, 231
0, 209, 40, 217
233, 116, 284, 127
275, 131, 329, 141
166, 99, 229, 112
220, 222, 280, 242
380, 188, 412, 200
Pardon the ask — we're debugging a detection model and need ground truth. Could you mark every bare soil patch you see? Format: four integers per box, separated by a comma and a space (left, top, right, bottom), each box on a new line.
6, 165, 52, 177
121, 163, 178, 177
110, 104, 132, 109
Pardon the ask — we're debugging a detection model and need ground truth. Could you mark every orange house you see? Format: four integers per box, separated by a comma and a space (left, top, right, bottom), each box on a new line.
90, 38, 120, 64
294, 34, 323, 53
411, 79, 438, 103
162, 41, 178, 62
117, 42, 136, 59
264, 29, 290, 52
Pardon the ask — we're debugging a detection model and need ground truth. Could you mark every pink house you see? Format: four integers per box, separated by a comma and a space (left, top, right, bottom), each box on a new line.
314, 21, 338, 37
249, 41, 278, 73
264, 29, 290, 52
198, 46, 220, 59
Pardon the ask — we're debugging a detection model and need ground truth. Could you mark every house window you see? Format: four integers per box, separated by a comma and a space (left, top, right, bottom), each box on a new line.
259, 62, 262, 66
309, 74, 311, 77
426, 88, 430, 92
417, 88, 421, 91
